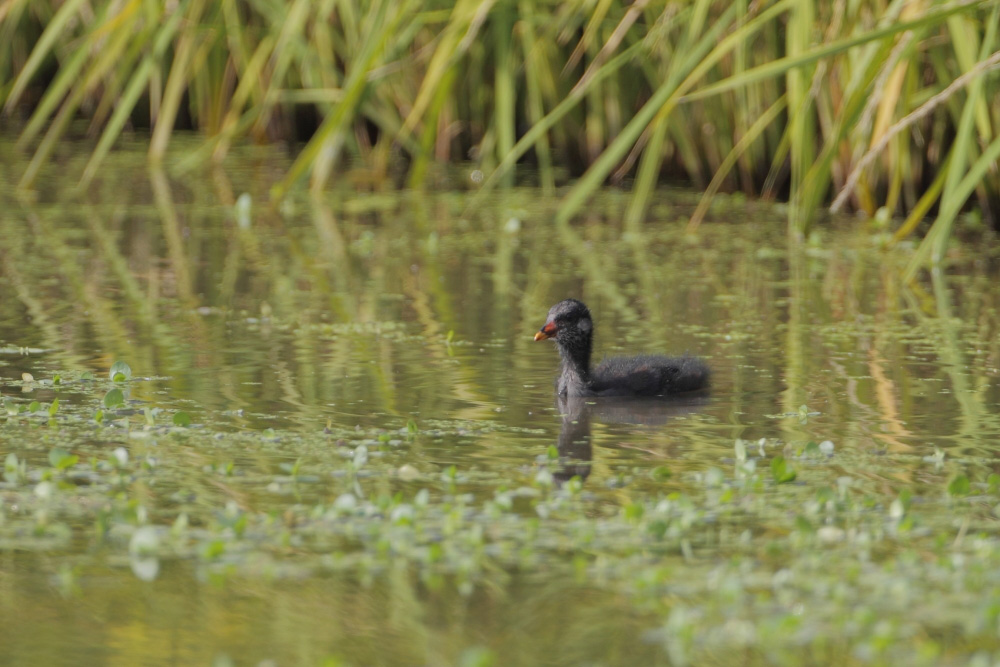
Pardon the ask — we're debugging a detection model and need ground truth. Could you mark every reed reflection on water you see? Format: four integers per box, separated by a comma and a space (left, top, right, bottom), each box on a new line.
2, 155, 1000, 665
1, 160, 998, 467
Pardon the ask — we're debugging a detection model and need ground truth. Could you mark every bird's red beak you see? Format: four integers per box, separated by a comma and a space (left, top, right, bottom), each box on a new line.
534, 322, 557, 341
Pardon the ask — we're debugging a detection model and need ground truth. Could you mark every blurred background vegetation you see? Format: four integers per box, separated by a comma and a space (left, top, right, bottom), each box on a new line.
2, 0, 999, 271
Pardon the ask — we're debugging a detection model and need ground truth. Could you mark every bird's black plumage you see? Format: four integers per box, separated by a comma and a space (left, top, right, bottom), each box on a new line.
534, 299, 709, 398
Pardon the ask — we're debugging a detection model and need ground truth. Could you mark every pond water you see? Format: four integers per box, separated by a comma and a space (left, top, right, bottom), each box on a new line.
2, 144, 1000, 665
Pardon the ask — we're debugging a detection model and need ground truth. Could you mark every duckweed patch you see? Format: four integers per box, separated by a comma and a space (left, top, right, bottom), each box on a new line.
2, 368, 1000, 664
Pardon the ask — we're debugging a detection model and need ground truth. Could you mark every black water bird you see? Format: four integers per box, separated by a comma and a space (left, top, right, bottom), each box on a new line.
533, 299, 709, 398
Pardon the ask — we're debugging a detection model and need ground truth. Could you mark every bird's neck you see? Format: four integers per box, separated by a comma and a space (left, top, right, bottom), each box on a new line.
557, 337, 592, 394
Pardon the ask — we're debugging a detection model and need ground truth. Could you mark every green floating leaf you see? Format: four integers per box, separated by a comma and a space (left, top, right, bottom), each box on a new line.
29, 400, 40, 413
815, 486, 835, 504
546, 445, 559, 460
172, 512, 189, 537
4, 453, 20, 484
48, 398, 59, 416
103, 388, 125, 409
172, 411, 191, 427
651, 466, 672, 482
948, 473, 971, 497
988, 473, 1000, 495
200, 539, 226, 560
458, 646, 497, 667
406, 419, 418, 435
647, 519, 668, 539
771, 455, 797, 484
624, 502, 644, 521
48, 447, 78, 470
109, 360, 132, 382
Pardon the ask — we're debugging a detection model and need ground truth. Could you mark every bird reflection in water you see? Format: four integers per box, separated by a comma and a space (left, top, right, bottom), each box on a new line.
552, 395, 709, 485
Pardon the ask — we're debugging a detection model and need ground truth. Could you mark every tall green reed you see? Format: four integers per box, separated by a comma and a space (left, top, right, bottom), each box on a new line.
2, 0, 998, 274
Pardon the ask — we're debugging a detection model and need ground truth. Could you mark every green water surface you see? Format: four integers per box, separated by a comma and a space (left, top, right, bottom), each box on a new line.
2, 144, 1000, 666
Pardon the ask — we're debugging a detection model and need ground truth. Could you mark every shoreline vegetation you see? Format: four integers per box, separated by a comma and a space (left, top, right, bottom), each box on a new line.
2, 1, 999, 266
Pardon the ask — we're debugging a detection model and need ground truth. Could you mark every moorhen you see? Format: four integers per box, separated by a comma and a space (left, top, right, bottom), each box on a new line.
534, 299, 709, 398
